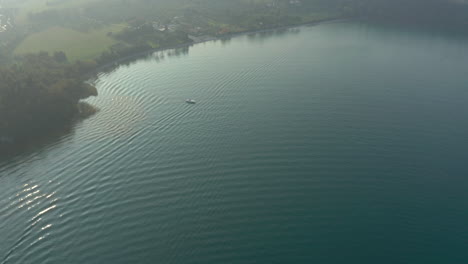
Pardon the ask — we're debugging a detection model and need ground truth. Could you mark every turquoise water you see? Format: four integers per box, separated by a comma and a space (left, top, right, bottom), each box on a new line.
2, 22, 468, 263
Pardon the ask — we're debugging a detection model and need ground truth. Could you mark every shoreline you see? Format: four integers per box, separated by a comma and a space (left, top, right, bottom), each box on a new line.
91, 17, 347, 75
2, 17, 347, 150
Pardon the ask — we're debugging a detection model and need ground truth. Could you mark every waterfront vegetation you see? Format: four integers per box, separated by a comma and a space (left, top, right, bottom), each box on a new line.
0, 52, 97, 141
0, 0, 345, 143
1, 0, 468, 143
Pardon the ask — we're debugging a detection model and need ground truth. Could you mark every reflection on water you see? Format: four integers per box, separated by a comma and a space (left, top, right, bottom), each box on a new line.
0, 124, 75, 162
1, 178, 61, 264
96, 26, 306, 75
96, 46, 191, 76
246, 27, 301, 43
0, 103, 97, 162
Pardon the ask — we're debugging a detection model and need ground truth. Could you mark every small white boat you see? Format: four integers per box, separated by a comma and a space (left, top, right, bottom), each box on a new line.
185, 99, 196, 104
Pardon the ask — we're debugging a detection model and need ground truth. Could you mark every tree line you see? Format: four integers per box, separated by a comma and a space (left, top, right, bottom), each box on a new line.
0, 52, 98, 142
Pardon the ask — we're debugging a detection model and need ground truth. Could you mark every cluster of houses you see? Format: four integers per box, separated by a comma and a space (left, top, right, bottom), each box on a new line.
152, 20, 179, 33
129, 0, 305, 38
0, 12, 13, 33
151, 16, 206, 35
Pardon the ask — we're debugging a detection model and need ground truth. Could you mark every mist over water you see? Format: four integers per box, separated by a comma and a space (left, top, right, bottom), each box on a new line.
2, 22, 468, 263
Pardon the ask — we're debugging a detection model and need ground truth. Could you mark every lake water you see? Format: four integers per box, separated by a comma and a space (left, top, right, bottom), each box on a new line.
2, 22, 468, 264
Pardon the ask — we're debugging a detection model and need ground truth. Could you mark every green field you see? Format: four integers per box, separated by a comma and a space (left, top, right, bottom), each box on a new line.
14, 25, 125, 61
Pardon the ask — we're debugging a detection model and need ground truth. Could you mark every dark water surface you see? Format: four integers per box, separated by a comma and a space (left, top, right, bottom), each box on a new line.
2, 22, 468, 264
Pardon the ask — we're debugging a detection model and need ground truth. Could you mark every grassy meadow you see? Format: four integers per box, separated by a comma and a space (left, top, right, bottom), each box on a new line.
14, 24, 125, 61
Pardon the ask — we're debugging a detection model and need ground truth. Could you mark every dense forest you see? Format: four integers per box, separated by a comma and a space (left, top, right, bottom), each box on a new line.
0, 53, 97, 143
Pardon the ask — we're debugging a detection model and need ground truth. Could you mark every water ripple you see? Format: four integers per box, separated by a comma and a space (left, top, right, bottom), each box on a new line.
2, 22, 468, 263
